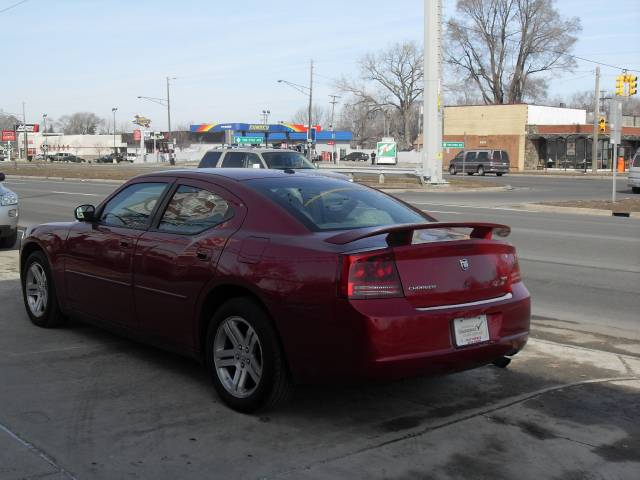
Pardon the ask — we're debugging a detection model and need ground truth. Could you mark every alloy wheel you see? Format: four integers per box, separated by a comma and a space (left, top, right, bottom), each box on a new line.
213, 316, 263, 399
25, 262, 48, 317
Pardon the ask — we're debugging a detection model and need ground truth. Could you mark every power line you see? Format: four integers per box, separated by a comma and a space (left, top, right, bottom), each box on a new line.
0, 0, 29, 14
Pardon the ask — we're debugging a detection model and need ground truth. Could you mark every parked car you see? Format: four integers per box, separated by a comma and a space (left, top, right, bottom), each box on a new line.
342, 151, 370, 162
0, 172, 19, 248
449, 149, 510, 176
49, 153, 86, 163
125, 152, 138, 163
629, 150, 640, 194
95, 153, 129, 164
20, 169, 530, 412
198, 148, 352, 182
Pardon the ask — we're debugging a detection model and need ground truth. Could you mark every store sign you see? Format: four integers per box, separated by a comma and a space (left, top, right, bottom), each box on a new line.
376, 141, 397, 165
1, 130, 16, 141
248, 124, 269, 132
15, 124, 39, 133
133, 129, 141, 141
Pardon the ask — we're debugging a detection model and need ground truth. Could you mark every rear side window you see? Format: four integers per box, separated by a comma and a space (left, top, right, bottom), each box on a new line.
199, 151, 222, 168
221, 152, 246, 168
158, 185, 234, 234
246, 153, 263, 169
247, 178, 426, 231
477, 152, 489, 162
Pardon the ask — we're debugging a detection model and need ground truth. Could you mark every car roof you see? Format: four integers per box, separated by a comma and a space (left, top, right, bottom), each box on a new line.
148, 168, 323, 182
205, 148, 301, 154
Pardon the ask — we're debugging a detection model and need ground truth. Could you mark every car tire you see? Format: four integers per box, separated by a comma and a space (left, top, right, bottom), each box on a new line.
0, 231, 17, 249
632, 187, 640, 194
22, 251, 66, 328
206, 297, 292, 413
449, 165, 457, 175
467, 171, 474, 176
496, 172, 503, 177
477, 166, 485, 176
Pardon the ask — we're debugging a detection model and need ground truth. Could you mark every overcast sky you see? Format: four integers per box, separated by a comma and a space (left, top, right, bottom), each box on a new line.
2, 0, 639, 130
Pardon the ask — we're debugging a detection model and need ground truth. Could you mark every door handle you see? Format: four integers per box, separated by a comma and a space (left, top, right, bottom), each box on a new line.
196, 248, 212, 261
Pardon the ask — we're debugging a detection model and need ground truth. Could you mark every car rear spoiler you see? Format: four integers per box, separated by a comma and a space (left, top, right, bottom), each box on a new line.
324, 222, 511, 246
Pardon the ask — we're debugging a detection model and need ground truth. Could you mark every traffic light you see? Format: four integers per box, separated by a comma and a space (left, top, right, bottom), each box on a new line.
599, 118, 606, 133
615, 75, 625, 96
629, 75, 638, 96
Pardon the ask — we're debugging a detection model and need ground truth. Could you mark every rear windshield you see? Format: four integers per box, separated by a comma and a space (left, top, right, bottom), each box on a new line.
262, 152, 315, 170
247, 177, 427, 231
199, 151, 222, 168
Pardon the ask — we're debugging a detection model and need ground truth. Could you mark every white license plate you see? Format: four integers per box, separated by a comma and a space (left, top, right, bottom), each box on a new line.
453, 315, 490, 347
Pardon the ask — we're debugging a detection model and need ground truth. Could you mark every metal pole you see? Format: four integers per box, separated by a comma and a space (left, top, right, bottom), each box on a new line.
42, 114, 48, 160
166, 77, 171, 142
307, 59, 313, 162
112, 107, 117, 157
612, 142, 617, 203
22, 101, 27, 161
591, 66, 600, 172
423, 0, 443, 183
329, 95, 339, 164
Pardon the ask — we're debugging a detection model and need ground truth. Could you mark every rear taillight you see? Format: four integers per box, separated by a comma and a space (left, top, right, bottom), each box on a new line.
510, 256, 522, 284
339, 252, 403, 299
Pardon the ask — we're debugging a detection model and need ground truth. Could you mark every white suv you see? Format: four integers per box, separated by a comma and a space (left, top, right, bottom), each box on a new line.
629, 151, 640, 194
0, 172, 19, 248
198, 148, 352, 182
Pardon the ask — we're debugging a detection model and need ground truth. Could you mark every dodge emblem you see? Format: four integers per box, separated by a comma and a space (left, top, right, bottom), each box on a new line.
459, 258, 470, 271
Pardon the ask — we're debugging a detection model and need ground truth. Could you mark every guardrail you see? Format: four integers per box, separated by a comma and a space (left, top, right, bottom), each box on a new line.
316, 164, 425, 185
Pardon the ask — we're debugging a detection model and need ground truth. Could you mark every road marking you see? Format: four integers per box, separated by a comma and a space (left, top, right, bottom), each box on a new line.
49, 191, 102, 197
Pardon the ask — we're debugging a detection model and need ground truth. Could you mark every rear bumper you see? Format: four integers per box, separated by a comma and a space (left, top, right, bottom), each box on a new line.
485, 163, 510, 173
332, 283, 530, 382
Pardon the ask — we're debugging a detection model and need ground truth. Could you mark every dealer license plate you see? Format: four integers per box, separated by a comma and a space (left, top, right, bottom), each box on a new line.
453, 315, 490, 347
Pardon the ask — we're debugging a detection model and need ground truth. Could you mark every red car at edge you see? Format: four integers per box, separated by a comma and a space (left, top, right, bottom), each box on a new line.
20, 169, 530, 412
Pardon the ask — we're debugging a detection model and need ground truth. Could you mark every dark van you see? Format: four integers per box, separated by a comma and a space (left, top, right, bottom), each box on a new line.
449, 149, 510, 176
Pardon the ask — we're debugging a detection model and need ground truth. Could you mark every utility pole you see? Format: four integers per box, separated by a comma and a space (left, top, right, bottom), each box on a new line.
112, 108, 118, 157
329, 94, 340, 164
22, 102, 28, 161
42, 114, 48, 160
591, 66, 600, 172
423, 0, 443, 183
307, 59, 314, 162
167, 76, 176, 165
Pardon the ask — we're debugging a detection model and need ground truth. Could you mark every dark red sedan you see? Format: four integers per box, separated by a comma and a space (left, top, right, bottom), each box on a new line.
20, 169, 530, 412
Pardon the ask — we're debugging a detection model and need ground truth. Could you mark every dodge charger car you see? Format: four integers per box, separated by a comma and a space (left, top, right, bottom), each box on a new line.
20, 169, 530, 412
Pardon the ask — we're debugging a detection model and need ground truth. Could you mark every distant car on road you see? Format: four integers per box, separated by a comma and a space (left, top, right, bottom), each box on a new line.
20, 168, 529, 412
198, 148, 352, 182
49, 153, 86, 163
342, 151, 370, 162
0, 172, 19, 248
630, 150, 640, 194
449, 149, 510, 176
95, 153, 131, 164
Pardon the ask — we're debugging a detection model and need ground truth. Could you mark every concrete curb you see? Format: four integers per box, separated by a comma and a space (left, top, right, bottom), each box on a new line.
5, 175, 125, 184
514, 203, 640, 218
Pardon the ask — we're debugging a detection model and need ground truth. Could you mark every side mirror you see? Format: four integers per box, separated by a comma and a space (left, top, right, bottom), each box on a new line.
0, 173, 5, 182
75, 204, 96, 222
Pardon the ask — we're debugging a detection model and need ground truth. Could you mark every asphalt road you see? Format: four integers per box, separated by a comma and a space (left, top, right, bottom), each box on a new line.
4, 175, 639, 341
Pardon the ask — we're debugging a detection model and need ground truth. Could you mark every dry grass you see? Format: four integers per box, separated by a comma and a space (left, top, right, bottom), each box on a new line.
0, 161, 184, 181
541, 197, 640, 212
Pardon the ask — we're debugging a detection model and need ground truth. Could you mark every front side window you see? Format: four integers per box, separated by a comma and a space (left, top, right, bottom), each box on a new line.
221, 152, 246, 168
502, 151, 509, 163
248, 177, 426, 231
158, 185, 233, 234
465, 152, 477, 162
100, 183, 167, 229
454, 152, 464, 161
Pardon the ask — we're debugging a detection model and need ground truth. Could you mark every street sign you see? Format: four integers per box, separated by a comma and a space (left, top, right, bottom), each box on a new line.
2, 130, 16, 142
233, 136, 263, 145
443, 141, 464, 148
15, 124, 39, 133
376, 141, 397, 165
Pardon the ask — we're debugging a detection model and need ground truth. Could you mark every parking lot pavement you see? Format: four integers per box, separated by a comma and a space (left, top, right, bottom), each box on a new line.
0, 251, 638, 479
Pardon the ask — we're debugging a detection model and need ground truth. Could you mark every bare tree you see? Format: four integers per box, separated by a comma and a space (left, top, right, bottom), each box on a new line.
0, 112, 21, 131
56, 112, 105, 135
290, 105, 328, 127
338, 41, 424, 148
446, 0, 581, 104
